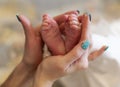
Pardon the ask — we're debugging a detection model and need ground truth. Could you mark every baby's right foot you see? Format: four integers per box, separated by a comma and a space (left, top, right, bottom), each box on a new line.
40, 14, 65, 55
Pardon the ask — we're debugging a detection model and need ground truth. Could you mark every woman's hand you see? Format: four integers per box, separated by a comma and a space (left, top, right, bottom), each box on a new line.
17, 15, 43, 69
33, 33, 90, 87
1, 10, 79, 87
34, 13, 108, 87
33, 14, 91, 87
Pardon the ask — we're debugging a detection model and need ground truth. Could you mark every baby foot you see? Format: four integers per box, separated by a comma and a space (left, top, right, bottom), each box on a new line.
40, 14, 65, 55
64, 14, 81, 52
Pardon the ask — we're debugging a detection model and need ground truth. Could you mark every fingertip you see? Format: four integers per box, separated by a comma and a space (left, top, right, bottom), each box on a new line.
82, 13, 89, 22
97, 45, 109, 55
16, 14, 21, 22
104, 46, 109, 51
80, 14, 89, 41
83, 12, 91, 21
18, 15, 31, 26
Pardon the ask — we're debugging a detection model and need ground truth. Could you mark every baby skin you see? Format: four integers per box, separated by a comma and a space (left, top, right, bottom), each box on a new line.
40, 14, 65, 55
40, 13, 107, 69
40, 13, 81, 54
64, 13, 81, 52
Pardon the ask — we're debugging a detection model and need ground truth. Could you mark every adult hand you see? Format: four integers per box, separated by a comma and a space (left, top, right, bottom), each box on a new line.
34, 13, 106, 87
1, 10, 79, 87
34, 27, 91, 87
34, 13, 108, 87
40, 12, 108, 69
17, 15, 43, 69
19, 10, 79, 70
78, 13, 108, 61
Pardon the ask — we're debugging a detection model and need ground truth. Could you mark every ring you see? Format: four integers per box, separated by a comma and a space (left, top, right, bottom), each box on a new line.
81, 40, 90, 50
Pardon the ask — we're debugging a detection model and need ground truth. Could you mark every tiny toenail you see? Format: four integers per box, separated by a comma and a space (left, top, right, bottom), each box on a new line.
81, 40, 90, 50
70, 21, 79, 25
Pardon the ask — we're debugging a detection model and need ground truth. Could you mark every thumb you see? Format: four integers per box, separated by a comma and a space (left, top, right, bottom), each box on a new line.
16, 15, 33, 38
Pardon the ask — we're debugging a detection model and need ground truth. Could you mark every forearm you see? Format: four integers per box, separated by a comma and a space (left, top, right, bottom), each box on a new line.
1, 62, 35, 87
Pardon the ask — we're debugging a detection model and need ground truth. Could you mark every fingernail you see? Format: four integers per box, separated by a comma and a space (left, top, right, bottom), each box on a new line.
16, 14, 21, 22
76, 10, 80, 14
104, 46, 109, 51
84, 12, 92, 21
88, 14, 91, 21
81, 40, 90, 50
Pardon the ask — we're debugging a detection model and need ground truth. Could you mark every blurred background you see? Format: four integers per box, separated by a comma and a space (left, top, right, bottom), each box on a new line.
0, 0, 120, 87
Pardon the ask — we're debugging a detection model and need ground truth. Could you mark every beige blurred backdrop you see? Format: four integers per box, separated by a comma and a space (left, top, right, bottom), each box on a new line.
0, 0, 120, 86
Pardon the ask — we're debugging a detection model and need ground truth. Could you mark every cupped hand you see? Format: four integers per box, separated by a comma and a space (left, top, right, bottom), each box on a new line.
17, 10, 78, 69
17, 15, 43, 70
12, 10, 78, 87
40, 12, 108, 68
34, 29, 92, 87
34, 13, 108, 87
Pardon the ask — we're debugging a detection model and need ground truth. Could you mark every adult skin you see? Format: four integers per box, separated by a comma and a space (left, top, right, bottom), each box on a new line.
33, 13, 108, 87
1, 10, 108, 87
0, 10, 79, 87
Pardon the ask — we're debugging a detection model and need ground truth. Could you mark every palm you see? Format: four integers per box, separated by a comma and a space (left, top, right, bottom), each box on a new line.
41, 56, 65, 79
19, 15, 43, 68
23, 29, 42, 66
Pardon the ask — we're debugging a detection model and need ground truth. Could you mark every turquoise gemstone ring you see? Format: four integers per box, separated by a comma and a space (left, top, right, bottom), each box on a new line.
81, 40, 90, 50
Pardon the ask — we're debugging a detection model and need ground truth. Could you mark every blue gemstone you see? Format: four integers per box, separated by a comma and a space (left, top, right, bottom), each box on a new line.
81, 40, 90, 50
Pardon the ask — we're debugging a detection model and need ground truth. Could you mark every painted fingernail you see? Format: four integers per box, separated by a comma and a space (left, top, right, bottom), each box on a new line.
88, 14, 91, 21
84, 12, 92, 21
76, 10, 80, 14
81, 40, 90, 50
104, 46, 109, 51
16, 14, 21, 22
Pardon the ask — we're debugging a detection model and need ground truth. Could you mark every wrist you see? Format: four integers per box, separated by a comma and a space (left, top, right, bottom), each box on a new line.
1, 61, 35, 87
20, 61, 36, 72
21, 55, 40, 71
33, 70, 54, 87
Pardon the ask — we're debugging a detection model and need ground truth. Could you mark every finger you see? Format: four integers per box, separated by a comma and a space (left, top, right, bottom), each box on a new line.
65, 49, 89, 73
80, 13, 90, 41
78, 50, 89, 69
88, 32, 93, 49
16, 15, 34, 38
88, 46, 109, 61
64, 40, 90, 64
54, 10, 79, 25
